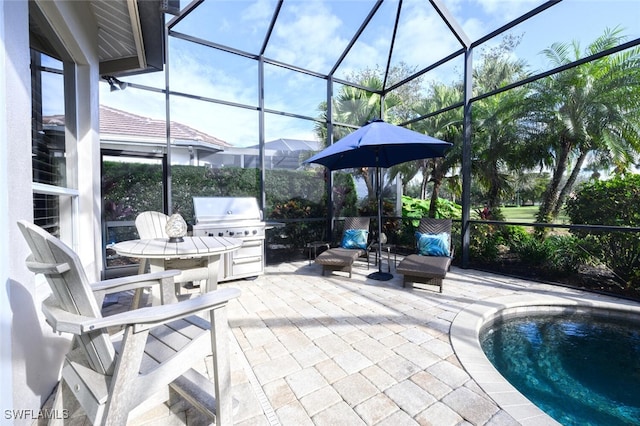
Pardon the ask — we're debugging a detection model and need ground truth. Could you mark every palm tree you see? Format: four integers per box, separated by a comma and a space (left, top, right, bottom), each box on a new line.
315, 74, 403, 201
390, 83, 462, 217
469, 42, 531, 213
530, 27, 640, 223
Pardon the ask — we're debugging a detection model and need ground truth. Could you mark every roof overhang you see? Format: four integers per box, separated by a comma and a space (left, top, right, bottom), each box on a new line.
94, 0, 167, 76
29, 0, 170, 76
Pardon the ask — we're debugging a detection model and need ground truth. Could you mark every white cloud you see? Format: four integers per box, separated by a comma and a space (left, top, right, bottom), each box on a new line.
394, 3, 464, 66
268, 0, 348, 73
474, 0, 542, 21
459, 17, 486, 42
242, 0, 276, 22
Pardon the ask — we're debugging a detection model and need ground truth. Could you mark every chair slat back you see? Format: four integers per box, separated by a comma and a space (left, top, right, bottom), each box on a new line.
343, 217, 370, 232
17, 220, 116, 375
135, 211, 169, 239
417, 218, 452, 248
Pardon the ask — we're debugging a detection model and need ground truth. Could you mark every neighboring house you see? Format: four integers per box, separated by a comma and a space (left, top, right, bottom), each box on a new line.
45, 106, 320, 170
43, 106, 230, 166
202, 137, 321, 170
99, 106, 230, 164
250, 138, 322, 170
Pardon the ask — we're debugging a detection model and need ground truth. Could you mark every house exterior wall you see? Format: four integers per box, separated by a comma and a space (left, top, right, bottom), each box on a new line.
2, 1, 37, 421
1, 1, 102, 423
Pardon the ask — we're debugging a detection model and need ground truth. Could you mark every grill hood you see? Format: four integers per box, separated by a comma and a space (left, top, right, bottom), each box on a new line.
193, 197, 262, 224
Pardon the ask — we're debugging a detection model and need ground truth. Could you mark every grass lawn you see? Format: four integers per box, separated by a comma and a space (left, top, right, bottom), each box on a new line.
500, 205, 569, 224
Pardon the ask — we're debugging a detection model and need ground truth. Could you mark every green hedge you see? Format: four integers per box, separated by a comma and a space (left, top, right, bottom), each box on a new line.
103, 162, 357, 226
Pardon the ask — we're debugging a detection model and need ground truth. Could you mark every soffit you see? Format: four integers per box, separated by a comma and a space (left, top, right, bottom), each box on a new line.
92, 0, 166, 76
29, 0, 166, 76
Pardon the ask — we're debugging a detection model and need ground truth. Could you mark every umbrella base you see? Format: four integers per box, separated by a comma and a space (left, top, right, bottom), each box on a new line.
367, 271, 393, 281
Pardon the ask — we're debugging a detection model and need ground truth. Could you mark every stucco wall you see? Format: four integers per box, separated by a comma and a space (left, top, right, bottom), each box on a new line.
1, 1, 102, 423
2, 1, 41, 422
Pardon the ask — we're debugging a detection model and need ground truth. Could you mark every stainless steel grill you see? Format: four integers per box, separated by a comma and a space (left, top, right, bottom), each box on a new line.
192, 197, 265, 282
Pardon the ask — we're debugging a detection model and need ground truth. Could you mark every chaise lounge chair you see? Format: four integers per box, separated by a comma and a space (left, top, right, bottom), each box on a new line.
314, 217, 371, 278
396, 218, 453, 292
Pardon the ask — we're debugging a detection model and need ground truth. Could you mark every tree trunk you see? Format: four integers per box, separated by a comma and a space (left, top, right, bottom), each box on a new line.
362, 168, 375, 200
429, 178, 442, 217
537, 137, 572, 223
420, 166, 430, 199
552, 149, 588, 220
486, 167, 502, 211
427, 158, 447, 217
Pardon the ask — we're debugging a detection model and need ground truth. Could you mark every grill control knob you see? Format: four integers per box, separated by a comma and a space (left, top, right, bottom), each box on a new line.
218, 232, 224, 237
244, 230, 250, 235
252, 230, 258, 235
229, 231, 235, 236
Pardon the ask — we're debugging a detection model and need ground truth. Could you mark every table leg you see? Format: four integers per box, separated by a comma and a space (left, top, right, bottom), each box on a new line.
204, 254, 221, 293
386, 247, 391, 273
148, 258, 179, 304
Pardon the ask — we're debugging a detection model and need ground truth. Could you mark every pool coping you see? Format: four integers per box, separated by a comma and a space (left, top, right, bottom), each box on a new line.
450, 290, 640, 426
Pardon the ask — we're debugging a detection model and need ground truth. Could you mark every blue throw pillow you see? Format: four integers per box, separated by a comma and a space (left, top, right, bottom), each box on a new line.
416, 232, 450, 257
341, 229, 369, 249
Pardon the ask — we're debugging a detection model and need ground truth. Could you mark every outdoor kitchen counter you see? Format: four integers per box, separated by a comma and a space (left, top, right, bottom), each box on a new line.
113, 236, 242, 302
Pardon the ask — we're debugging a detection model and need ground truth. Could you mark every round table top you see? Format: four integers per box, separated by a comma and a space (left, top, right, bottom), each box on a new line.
112, 236, 243, 259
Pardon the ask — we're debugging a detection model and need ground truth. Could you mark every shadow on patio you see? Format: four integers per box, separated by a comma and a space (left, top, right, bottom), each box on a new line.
43, 259, 638, 425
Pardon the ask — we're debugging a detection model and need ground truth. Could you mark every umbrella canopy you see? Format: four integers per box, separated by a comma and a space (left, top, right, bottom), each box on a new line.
304, 119, 452, 170
305, 119, 453, 281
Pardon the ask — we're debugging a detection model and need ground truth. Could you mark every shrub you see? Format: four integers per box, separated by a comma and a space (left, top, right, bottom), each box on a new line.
268, 197, 325, 249
508, 229, 596, 274
103, 162, 346, 221
564, 174, 640, 289
332, 173, 358, 217
511, 234, 552, 265
469, 223, 505, 262
402, 195, 462, 228
103, 162, 164, 221
502, 225, 530, 248
544, 234, 596, 274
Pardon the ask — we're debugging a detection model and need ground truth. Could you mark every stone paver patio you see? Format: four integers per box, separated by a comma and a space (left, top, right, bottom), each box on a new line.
45, 258, 640, 425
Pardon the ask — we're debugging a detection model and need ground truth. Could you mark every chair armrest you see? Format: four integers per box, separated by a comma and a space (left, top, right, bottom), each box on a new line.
42, 287, 241, 335
91, 270, 181, 294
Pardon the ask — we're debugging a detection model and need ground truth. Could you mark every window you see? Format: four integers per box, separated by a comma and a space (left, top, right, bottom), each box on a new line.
30, 50, 78, 247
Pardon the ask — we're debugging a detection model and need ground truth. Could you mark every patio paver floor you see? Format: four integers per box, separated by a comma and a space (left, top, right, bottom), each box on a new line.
39, 258, 639, 425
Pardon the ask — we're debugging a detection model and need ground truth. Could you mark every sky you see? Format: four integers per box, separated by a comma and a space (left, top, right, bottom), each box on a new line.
96, 0, 640, 148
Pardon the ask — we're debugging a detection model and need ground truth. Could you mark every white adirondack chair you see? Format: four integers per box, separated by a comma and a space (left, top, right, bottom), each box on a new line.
134, 210, 170, 240
135, 211, 178, 275
18, 220, 240, 425
135, 211, 208, 294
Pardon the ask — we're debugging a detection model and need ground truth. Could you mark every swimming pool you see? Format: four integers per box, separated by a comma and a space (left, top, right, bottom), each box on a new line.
450, 293, 640, 425
480, 310, 640, 425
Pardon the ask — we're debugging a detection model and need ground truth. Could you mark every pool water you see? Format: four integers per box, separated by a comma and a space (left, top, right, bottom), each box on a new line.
480, 312, 640, 425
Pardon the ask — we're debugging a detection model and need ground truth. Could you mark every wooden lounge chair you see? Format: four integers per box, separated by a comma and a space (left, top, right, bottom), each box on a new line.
396, 218, 453, 292
18, 220, 240, 425
314, 217, 371, 278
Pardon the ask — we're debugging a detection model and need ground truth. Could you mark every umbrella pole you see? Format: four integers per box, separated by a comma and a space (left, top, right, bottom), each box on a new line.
368, 163, 393, 281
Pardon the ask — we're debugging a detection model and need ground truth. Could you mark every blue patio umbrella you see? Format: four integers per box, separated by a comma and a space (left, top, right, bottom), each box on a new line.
305, 119, 453, 280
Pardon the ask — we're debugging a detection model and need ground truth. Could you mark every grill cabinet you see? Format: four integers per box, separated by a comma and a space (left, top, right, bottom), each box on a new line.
192, 197, 265, 282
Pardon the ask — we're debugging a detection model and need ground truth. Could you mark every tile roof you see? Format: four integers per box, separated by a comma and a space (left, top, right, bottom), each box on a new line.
250, 138, 321, 152
99, 105, 231, 147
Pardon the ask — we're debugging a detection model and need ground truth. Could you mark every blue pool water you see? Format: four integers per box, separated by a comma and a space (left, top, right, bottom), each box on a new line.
480, 311, 640, 425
